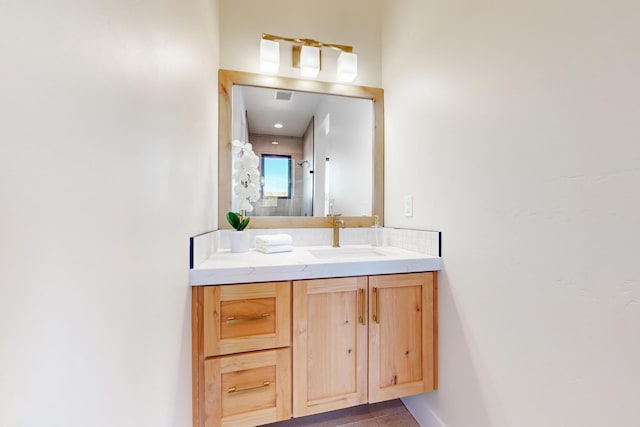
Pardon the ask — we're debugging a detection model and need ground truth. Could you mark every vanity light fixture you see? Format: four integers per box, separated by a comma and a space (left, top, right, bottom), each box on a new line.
300, 45, 320, 78
273, 123, 283, 129
260, 39, 280, 73
260, 33, 357, 82
337, 52, 358, 83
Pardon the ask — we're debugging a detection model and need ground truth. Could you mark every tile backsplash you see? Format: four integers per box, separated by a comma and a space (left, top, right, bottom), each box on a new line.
190, 227, 441, 268
382, 228, 440, 257
217, 227, 375, 248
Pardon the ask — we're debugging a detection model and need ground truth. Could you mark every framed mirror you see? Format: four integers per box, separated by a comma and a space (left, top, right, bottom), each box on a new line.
219, 69, 383, 228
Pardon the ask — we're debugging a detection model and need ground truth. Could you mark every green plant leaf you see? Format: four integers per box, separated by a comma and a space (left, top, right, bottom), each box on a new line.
226, 211, 240, 230
237, 217, 250, 231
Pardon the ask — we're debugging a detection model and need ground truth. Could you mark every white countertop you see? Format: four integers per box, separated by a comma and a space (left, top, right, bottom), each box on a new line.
189, 245, 442, 286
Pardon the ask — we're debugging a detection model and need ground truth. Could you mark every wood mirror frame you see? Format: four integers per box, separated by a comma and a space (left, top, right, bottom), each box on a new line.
219, 69, 384, 228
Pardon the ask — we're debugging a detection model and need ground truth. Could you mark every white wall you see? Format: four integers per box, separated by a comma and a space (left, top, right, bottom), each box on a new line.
323, 96, 374, 216
231, 85, 249, 143
313, 110, 330, 216
0, 1, 219, 426
219, 0, 382, 87
382, 1, 640, 426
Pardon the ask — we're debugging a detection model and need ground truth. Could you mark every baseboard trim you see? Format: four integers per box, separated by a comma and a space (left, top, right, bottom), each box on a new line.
401, 396, 446, 427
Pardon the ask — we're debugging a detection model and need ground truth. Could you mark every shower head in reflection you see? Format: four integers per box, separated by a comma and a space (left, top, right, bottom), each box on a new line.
296, 160, 309, 167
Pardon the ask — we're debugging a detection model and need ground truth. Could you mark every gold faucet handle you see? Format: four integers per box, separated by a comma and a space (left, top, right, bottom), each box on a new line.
332, 214, 345, 247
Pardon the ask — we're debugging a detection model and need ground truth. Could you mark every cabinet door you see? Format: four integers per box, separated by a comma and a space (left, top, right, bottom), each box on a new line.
203, 282, 291, 357
204, 348, 291, 427
368, 272, 437, 403
292, 277, 368, 417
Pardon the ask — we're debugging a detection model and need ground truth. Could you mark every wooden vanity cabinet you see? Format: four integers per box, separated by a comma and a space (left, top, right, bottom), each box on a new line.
192, 273, 437, 427
292, 272, 437, 417
192, 282, 292, 427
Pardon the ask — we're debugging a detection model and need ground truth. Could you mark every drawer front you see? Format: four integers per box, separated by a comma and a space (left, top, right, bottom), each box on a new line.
204, 348, 292, 427
204, 282, 291, 357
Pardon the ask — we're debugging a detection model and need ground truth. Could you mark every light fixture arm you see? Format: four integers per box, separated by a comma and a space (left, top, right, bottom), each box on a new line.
260, 33, 358, 82
262, 33, 353, 53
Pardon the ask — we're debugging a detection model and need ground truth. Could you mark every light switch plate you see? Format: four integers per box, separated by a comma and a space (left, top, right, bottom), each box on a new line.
404, 195, 413, 217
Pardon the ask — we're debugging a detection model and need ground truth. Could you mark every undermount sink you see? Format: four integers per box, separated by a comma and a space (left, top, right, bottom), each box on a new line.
308, 247, 386, 259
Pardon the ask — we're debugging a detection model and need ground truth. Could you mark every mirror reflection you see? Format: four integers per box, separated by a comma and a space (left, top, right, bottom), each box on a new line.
231, 85, 374, 217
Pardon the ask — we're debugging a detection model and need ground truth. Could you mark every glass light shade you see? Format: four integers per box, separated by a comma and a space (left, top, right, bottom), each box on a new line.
337, 52, 358, 82
300, 45, 320, 78
260, 39, 280, 73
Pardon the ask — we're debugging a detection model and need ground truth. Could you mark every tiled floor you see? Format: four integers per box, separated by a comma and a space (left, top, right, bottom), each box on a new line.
263, 399, 420, 427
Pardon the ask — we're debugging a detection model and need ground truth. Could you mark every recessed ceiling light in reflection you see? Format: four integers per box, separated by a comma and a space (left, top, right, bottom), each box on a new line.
274, 123, 283, 129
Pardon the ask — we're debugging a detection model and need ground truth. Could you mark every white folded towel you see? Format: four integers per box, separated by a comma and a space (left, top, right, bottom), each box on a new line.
254, 234, 293, 246
255, 244, 293, 254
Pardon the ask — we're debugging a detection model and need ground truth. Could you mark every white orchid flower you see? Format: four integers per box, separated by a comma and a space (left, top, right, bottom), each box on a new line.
240, 199, 254, 212
230, 139, 261, 215
231, 139, 244, 154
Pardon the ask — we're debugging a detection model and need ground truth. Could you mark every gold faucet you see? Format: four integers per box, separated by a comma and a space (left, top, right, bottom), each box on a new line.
332, 214, 345, 247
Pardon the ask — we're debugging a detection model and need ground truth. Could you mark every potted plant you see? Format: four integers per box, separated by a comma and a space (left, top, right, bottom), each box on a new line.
226, 211, 250, 231
227, 139, 260, 252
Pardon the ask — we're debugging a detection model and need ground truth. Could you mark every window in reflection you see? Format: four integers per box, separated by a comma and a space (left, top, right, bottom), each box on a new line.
261, 154, 292, 199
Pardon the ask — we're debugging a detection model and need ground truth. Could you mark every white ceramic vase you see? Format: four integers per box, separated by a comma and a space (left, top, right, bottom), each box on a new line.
229, 230, 250, 253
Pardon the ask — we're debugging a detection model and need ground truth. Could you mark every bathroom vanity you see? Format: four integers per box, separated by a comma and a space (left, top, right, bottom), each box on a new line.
194, 69, 442, 426
190, 244, 441, 427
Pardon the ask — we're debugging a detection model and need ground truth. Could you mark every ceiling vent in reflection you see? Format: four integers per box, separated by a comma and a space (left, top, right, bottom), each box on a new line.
274, 89, 294, 102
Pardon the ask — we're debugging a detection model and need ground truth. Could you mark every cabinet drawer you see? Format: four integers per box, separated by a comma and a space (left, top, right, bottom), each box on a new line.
204, 282, 291, 357
204, 348, 292, 427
